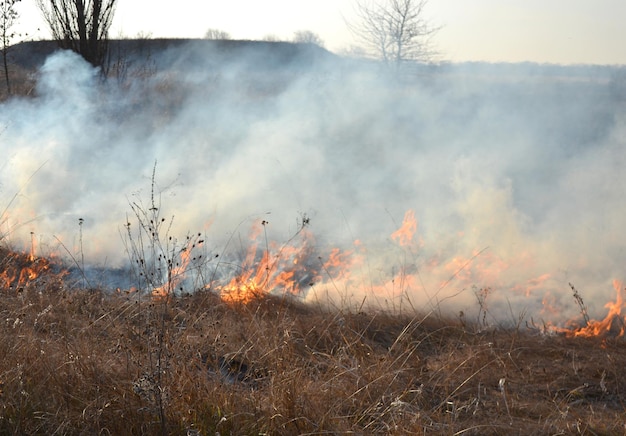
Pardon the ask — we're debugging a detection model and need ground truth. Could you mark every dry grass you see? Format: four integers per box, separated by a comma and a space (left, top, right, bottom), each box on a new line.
0, 63, 37, 101
1, 45, 625, 434
0, 248, 625, 435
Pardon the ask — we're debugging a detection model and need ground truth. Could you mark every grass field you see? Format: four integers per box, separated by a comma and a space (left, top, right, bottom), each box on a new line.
0, 247, 625, 435
2, 40, 626, 435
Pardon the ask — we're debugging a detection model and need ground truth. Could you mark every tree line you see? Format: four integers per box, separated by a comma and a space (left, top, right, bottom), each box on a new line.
1, 0, 438, 93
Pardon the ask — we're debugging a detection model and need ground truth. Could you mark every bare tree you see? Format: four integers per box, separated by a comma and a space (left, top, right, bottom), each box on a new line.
204, 28, 231, 40
348, 0, 438, 65
0, 0, 20, 94
293, 30, 325, 48
36, 0, 117, 68
262, 34, 282, 42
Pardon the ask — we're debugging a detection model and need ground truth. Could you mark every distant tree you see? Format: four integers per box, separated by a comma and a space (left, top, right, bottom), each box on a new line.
262, 34, 281, 42
204, 28, 231, 40
134, 30, 153, 40
348, 0, 438, 66
0, 0, 20, 94
35, 0, 118, 68
338, 44, 367, 59
292, 30, 324, 47
108, 31, 156, 85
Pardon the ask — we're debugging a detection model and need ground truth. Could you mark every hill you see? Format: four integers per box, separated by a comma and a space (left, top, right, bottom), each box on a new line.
7, 38, 337, 72
1, 38, 339, 99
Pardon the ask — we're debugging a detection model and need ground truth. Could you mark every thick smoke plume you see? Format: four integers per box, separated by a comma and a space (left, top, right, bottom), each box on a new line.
1, 42, 625, 324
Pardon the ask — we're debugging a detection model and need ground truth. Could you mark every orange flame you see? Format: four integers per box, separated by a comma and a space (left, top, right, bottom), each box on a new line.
219, 222, 324, 304
0, 249, 54, 290
390, 210, 417, 247
564, 280, 625, 338
215, 221, 366, 305
28, 231, 39, 262
151, 247, 193, 300
120, 206, 624, 341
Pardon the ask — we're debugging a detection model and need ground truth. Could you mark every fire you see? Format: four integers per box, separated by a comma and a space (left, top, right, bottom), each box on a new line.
390, 210, 417, 247
0, 248, 55, 290
29, 231, 37, 262
214, 209, 524, 307
562, 280, 625, 338
3, 205, 625, 344
322, 246, 359, 282
151, 247, 193, 300
218, 221, 327, 304
512, 273, 551, 297
131, 206, 626, 343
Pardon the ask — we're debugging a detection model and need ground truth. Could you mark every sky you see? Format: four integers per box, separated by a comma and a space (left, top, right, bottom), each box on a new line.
15, 0, 626, 65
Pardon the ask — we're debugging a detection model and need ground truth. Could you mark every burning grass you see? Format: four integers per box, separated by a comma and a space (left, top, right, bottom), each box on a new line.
0, 247, 625, 434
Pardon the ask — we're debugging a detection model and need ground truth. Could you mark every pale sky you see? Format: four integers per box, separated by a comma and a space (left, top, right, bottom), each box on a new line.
15, 0, 626, 65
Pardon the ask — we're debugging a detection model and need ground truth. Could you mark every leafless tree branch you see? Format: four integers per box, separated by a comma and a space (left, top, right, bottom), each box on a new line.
36, 0, 117, 68
348, 0, 439, 65
0, 0, 21, 93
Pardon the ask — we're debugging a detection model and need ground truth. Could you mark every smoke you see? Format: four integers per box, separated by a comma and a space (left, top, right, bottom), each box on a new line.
1, 44, 625, 324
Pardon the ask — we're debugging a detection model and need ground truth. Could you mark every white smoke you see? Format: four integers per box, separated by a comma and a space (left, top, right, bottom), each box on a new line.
1, 46, 625, 324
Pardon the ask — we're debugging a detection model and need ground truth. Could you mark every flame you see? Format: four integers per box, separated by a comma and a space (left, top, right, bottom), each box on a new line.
0, 248, 54, 289
563, 280, 625, 338
151, 246, 193, 300
390, 210, 417, 247
323, 246, 359, 282
218, 222, 328, 304
214, 209, 544, 308
124, 206, 625, 342
29, 231, 37, 262
3, 205, 625, 344
540, 291, 561, 318
512, 273, 552, 297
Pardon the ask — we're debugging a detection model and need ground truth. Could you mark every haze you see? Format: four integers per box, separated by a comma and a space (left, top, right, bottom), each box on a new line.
2, 1, 626, 325
14, 0, 626, 65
